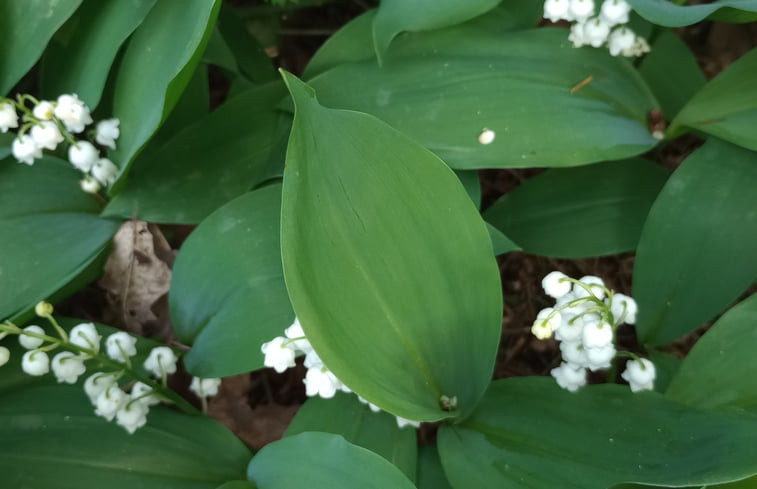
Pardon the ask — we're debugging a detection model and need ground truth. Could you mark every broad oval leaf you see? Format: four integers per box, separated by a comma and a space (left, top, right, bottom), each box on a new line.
170, 184, 294, 377
0, 158, 120, 320
666, 293, 757, 410
669, 47, 757, 150
1, 384, 251, 489
286, 392, 417, 481
484, 159, 669, 258
108, 0, 221, 191
633, 138, 757, 345
438, 377, 757, 489
0, 0, 82, 95
308, 28, 659, 170
104, 82, 289, 224
280, 72, 502, 422
247, 432, 416, 489
372, 0, 500, 63
627, 0, 757, 27
40, 0, 157, 108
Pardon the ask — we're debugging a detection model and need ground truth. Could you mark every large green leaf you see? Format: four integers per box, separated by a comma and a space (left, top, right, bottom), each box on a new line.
40, 0, 157, 108
633, 138, 757, 345
286, 392, 417, 481
438, 377, 757, 489
308, 27, 659, 170
372, 0, 500, 63
1, 384, 251, 488
638, 30, 706, 120
247, 432, 416, 489
669, 47, 757, 150
0, 0, 82, 95
666, 293, 757, 410
170, 184, 293, 377
108, 0, 221, 192
484, 159, 668, 258
104, 82, 288, 224
627, 0, 757, 27
0, 158, 120, 320
417, 445, 453, 489
280, 72, 502, 422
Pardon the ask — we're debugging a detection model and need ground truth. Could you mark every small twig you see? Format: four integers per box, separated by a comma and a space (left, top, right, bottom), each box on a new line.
570, 75, 594, 94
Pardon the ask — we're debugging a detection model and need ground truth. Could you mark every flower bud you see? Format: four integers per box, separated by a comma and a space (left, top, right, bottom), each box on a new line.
0, 346, 10, 367
35, 301, 53, 317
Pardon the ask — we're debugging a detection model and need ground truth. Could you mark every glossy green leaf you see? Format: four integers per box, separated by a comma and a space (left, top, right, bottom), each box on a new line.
647, 349, 681, 394
484, 159, 668, 258
438, 377, 757, 489
615, 476, 757, 489
204, 28, 239, 73
486, 223, 521, 256
0, 158, 120, 320
40, 0, 157, 108
280, 72, 502, 422
372, 0, 500, 62
248, 432, 416, 489
308, 28, 659, 170
170, 184, 293, 377
109, 0, 221, 191
666, 293, 757, 409
669, 47, 757, 150
0, 0, 82, 95
286, 392, 417, 481
627, 0, 757, 27
633, 138, 757, 345
216, 4, 277, 83
104, 82, 288, 224
1, 383, 251, 488
638, 30, 706, 120
216, 482, 256, 489
417, 445, 453, 489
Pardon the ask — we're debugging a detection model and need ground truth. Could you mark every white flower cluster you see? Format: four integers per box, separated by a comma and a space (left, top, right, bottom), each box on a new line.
262, 318, 421, 429
543, 0, 650, 57
0, 308, 220, 434
0, 93, 120, 194
532, 271, 655, 393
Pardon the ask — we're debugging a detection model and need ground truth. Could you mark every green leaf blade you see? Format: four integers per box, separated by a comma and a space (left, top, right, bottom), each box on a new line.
280, 72, 502, 422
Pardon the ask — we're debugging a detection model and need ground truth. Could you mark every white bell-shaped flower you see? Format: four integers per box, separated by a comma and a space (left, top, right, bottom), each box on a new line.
70, 322, 101, 352
131, 381, 161, 406
68, 140, 99, 172
32, 100, 55, 121
105, 332, 138, 362
116, 399, 149, 434
30, 121, 63, 150
574, 275, 606, 299
84, 373, 116, 404
396, 417, 421, 429
554, 316, 584, 342
559, 340, 587, 367
609, 293, 638, 325
551, 362, 587, 392
607, 27, 636, 56
95, 385, 127, 421
94, 118, 120, 149
543, 0, 572, 22
54, 93, 93, 133
261, 336, 297, 373
582, 319, 614, 349
303, 367, 341, 399
585, 344, 616, 371
358, 396, 382, 413
623, 36, 650, 57
143, 346, 178, 377
542, 271, 572, 299
284, 318, 312, 354
80, 175, 101, 194
531, 307, 561, 340
12, 134, 42, 165
190, 377, 222, 398
0, 346, 10, 367
621, 358, 656, 392
478, 128, 495, 145
22, 351, 50, 376
19, 325, 45, 350
91, 158, 119, 186
569, 22, 589, 48
0, 102, 19, 132
51, 352, 86, 384
600, 0, 631, 26
583, 17, 611, 47
569, 0, 595, 22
